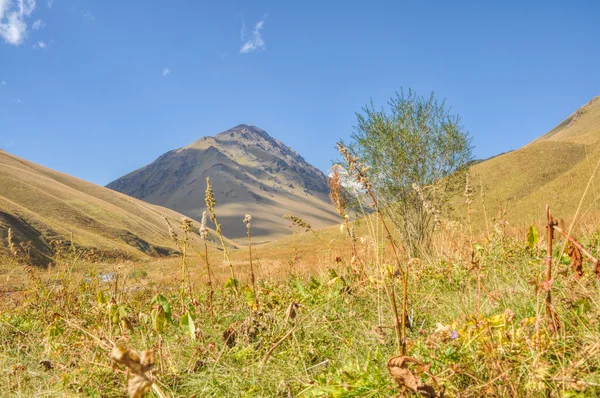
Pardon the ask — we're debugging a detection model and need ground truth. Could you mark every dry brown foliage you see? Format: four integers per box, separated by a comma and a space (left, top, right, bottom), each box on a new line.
568, 243, 584, 278
110, 344, 157, 398
387, 355, 443, 397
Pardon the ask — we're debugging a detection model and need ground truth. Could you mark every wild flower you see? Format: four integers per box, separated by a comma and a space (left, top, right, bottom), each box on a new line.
328, 166, 348, 218
243, 214, 252, 228
336, 143, 371, 192
205, 177, 217, 223
199, 211, 208, 240
162, 215, 182, 251
205, 176, 236, 282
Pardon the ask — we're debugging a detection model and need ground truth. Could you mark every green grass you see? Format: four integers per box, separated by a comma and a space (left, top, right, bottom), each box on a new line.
2, 224, 600, 397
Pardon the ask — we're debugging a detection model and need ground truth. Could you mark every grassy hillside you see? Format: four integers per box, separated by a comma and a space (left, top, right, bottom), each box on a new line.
466, 96, 600, 229
0, 149, 233, 266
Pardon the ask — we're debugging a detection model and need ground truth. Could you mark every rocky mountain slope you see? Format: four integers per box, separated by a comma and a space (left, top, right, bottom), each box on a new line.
107, 125, 339, 242
0, 150, 227, 266
467, 95, 600, 227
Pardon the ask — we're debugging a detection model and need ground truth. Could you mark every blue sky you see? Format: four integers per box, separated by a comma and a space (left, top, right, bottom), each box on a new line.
1, 0, 599, 185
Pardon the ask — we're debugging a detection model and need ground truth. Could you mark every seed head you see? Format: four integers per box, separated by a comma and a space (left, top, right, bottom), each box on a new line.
243, 214, 252, 229
336, 143, 371, 191
199, 211, 208, 240
162, 214, 182, 251
464, 172, 473, 206
328, 166, 347, 218
205, 177, 217, 222
180, 217, 194, 233
284, 214, 312, 232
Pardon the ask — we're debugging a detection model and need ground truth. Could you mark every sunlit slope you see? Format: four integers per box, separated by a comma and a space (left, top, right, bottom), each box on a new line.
467, 96, 600, 228
0, 150, 229, 265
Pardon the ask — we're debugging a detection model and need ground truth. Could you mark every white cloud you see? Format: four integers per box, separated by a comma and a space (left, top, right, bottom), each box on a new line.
162, 67, 170, 77
83, 10, 94, 21
0, 0, 36, 46
1, 80, 6, 86
240, 16, 266, 54
32, 18, 44, 30
46, 0, 53, 8
14, 98, 22, 104
33, 39, 45, 48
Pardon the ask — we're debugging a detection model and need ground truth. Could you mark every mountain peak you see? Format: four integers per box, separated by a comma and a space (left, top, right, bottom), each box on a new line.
216, 124, 273, 142
107, 125, 338, 242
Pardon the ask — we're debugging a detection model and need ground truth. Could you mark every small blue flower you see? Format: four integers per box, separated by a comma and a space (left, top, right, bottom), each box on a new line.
450, 331, 459, 339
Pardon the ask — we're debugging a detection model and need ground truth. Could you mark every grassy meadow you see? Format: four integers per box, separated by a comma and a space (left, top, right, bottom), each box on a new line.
2, 188, 600, 397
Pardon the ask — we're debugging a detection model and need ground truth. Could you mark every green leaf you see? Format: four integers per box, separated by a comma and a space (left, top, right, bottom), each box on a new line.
151, 307, 166, 333
151, 294, 172, 321
243, 285, 256, 309
46, 321, 64, 341
527, 225, 539, 249
293, 279, 309, 299
224, 277, 240, 291
118, 305, 128, 318
109, 303, 120, 324
180, 311, 196, 340
96, 290, 108, 304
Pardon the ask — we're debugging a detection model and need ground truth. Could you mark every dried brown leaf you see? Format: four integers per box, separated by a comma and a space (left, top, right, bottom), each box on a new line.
128, 375, 152, 398
285, 302, 300, 322
223, 327, 237, 348
111, 344, 155, 398
387, 356, 443, 398
568, 243, 584, 278
39, 359, 53, 371
371, 325, 387, 344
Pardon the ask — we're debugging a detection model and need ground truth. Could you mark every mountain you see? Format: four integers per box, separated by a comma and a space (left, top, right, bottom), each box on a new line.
0, 149, 226, 266
107, 125, 339, 242
467, 96, 600, 227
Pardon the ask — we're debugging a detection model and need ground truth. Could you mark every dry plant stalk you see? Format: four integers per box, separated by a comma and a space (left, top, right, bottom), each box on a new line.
544, 205, 560, 333
162, 215, 193, 300
463, 173, 482, 316
199, 211, 214, 315
337, 142, 407, 355
180, 217, 194, 297
329, 166, 362, 271
243, 213, 258, 305
7, 228, 36, 281
206, 177, 235, 281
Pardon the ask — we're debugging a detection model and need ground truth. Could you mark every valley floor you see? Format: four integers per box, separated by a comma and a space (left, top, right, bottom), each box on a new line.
1, 220, 600, 397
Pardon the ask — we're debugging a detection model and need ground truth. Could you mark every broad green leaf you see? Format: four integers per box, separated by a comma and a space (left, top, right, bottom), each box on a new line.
224, 277, 240, 291
151, 307, 166, 333
243, 285, 256, 309
151, 294, 172, 321
96, 290, 107, 304
527, 225, 539, 248
180, 311, 196, 340
109, 303, 120, 324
